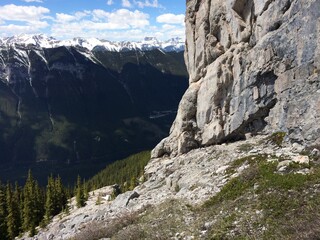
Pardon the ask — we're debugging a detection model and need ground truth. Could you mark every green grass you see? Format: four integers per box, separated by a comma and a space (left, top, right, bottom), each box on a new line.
267, 132, 286, 147
237, 143, 254, 152
202, 153, 320, 239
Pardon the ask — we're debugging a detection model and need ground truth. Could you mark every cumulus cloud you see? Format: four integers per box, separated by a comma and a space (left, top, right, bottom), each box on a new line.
55, 12, 88, 23
51, 9, 150, 39
133, 0, 162, 8
0, 4, 50, 36
156, 13, 184, 25
107, 0, 114, 5
49, 8, 185, 41
0, 21, 49, 37
0, 4, 50, 22
56, 13, 76, 23
122, 0, 132, 8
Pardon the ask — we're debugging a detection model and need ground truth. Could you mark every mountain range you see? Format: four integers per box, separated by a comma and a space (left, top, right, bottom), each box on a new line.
0, 34, 185, 52
0, 34, 188, 184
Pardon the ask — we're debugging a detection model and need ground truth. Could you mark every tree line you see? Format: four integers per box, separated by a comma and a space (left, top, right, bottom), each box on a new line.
87, 151, 151, 192
0, 171, 87, 239
0, 151, 150, 239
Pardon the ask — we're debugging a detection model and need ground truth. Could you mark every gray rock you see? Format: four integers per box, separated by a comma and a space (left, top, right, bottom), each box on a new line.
126, 191, 140, 206
111, 191, 140, 208
292, 143, 304, 153
312, 148, 320, 157
152, 0, 320, 158
58, 223, 65, 230
277, 160, 291, 170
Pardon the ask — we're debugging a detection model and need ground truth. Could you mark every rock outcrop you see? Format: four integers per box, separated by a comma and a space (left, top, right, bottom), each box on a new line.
152, 0, 320, 158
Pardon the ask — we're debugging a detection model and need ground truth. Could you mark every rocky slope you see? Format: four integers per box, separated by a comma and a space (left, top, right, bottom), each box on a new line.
152, 0, 320, 158
20, 134, 320, 239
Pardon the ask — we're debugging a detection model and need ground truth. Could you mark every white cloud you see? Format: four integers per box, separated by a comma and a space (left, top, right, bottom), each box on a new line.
0, 22, 49, 36
0, 4, 50, 36
55, 12, 88, 23
0, 4, 49, 23
51, 9, 150, 39
92, 9, 108, 21
156, 13, 185, 25
107, 0, 114, 5
162, 24, 175, 30
108, 9, 149, 28
122, 0, 132, 8
56, 13, 76, 23
22, 0, 43, 2
133, 0, 162, 8
49, 7, 186, 41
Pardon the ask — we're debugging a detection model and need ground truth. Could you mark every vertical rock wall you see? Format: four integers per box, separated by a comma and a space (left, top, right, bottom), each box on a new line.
152, 0, 320, 158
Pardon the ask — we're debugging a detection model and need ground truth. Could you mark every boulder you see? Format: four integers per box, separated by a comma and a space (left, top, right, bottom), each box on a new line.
292, 155, 310, 165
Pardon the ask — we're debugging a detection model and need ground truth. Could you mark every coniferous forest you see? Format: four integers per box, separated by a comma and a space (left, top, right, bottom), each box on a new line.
0, 151, 150, 239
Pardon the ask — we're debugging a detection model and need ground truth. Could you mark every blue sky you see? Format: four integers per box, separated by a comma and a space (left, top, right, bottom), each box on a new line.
0, 0, 185, 41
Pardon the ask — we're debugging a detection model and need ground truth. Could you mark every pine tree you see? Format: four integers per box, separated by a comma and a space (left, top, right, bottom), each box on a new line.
6, 183, 20, 239
76, 175, 85, 208
83, 179, 89, 201
13, 183, 22, 234
33, 181, 45, 228
55, 175, 67, 213
0, 182, 8, 240
129, 176, 136, 191
45, 175, 55, 221
22, 170, 44, 235
23, 170, 35, 233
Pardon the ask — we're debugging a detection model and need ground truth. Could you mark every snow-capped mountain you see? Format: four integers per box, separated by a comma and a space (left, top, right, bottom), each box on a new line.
0, 34, 185, 52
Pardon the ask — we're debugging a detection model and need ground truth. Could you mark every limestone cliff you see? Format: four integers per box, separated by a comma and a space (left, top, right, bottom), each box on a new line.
153, 0, 320, 158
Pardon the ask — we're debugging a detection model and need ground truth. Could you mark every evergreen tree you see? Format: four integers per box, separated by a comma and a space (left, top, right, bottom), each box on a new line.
45, 175, 55, 221
129, 176, 137, 191
13, 183, 22, 234
22, 170, 44, 235
55, 175, 67, 213
33, 181, 45, 226
23, 170, 35, 233
76, 176, 85, 208
6, 183, 20, 239
83, 179, 89, 201
0, 182, 8, 240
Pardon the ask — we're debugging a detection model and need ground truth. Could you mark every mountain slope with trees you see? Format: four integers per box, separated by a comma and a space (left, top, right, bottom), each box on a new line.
0, 43, 187, 185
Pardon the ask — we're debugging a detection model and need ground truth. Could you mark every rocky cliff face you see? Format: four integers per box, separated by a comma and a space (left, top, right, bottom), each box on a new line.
152, 0, 320, 158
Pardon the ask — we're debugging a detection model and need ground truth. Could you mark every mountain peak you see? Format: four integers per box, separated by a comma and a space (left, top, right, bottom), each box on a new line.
0, 35, 184, 52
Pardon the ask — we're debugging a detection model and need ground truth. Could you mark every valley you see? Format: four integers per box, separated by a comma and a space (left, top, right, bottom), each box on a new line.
0, 36, 188, 184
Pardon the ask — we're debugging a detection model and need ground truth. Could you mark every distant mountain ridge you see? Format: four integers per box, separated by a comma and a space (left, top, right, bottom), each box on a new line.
0, 34, 185, 52
0, 34, 188, 185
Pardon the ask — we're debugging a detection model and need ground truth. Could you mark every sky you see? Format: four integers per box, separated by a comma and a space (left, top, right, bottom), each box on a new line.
0, 0, 186, 41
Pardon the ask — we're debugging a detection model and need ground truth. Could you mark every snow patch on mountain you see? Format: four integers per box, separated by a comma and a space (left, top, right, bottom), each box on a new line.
0, 34, 185, 52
